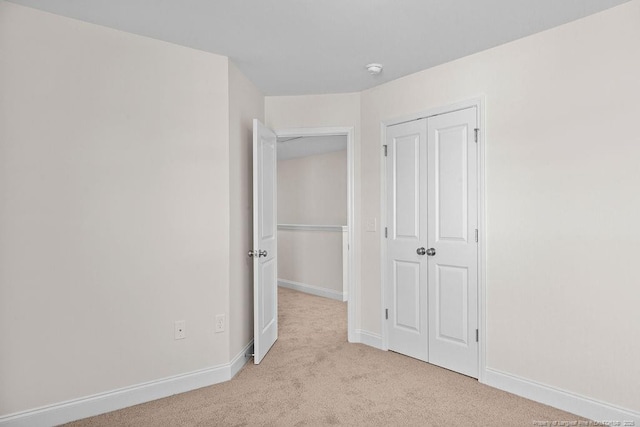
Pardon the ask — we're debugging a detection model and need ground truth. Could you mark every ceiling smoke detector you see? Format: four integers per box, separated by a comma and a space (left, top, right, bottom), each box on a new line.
366, 63, 383, 75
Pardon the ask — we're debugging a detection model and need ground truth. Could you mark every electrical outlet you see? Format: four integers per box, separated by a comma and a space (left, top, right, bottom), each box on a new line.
174, 320, 186, 340
215, 314, 225, 333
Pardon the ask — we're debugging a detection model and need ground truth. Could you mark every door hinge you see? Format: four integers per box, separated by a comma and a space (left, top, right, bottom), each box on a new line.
385, 227, 388, 238
474, 128, 479, 143
475, 329, 479, 342
475, 229, 478, 242
385, 309, 389, 320
383, 145, 388, 156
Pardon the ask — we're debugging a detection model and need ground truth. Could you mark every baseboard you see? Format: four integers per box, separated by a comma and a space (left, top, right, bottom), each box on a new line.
230, 340, 254, 378
0, 340, 254, 427
483, 368, 640, 424
352, 329, 384, 350
278, 279, 345, 302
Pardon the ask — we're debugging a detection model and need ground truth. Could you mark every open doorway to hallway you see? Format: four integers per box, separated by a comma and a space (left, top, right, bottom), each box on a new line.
276, 134, 348, 301
275, 127, 355, 341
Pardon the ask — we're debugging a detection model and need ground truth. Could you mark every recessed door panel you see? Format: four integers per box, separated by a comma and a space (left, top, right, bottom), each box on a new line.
436, 265, 468, 344
260, 257, 277, 334
435, 125, 468, 242
261, 142, 276, 240
394, 261, 421, 332
394, 134, 420, 239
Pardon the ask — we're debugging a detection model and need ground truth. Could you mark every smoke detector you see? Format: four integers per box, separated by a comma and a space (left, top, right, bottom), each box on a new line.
366, 63, 383, 75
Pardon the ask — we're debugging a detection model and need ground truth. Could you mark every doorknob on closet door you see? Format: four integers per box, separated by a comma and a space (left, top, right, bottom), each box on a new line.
417, 247, 436, 256
258, 249, 268, 258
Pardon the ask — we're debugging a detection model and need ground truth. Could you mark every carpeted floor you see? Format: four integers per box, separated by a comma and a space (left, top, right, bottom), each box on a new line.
67, 287, 583, 426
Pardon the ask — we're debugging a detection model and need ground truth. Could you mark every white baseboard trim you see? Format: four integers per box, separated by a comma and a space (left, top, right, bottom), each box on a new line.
278, 279, 345, 302
352, 329, 384, 350
230, 340, 253, 378
0, 340, 254, 427
483, 368, 640, 424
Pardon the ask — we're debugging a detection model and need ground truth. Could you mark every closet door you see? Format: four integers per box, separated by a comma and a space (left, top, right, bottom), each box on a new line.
385, 118, 429, 362
384, 107, 480, 378
426, 107, 479, 378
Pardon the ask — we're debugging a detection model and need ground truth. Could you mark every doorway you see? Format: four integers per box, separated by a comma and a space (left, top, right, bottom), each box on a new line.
276, 134, 349, 301
252, 123, 356, 364
382, 101, 485, 379
276, 127, 355, 342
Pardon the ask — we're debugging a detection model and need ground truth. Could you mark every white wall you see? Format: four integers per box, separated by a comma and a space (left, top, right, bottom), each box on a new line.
278, 229, 345, 296
278, 149, 347, 225
228, 61, 264, 359
0, 3, 230, 416
358, 0, 640, 413
266, 94, 361, 131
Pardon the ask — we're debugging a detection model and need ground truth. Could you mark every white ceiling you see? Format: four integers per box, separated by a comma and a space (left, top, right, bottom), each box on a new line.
277, 135, 347, 161
7, 0, 631, 95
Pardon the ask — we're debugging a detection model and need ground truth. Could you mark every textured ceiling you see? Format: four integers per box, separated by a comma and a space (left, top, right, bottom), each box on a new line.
7, 0, 632, 95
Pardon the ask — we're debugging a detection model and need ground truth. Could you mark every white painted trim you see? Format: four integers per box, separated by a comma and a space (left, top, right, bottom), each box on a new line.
380, 97, 487, 375
278, 279, 345, 302
0, 341, 254, 427
278, 224, 346, 232
483, 368, 640, 424
353, 329, 384, 350
341, 230, 348, 302
275, 126, 356, 343
476, 98, 487, 383
230, 340, 254, 378
381, 97, 486, 128
380, 120, 389, 351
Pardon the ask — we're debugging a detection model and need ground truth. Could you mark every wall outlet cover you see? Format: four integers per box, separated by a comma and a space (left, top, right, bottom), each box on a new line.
174, 320, 186, 340
215, 314, 225, 333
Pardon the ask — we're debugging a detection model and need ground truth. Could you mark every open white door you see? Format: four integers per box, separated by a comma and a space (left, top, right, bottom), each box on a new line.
252, 119, 278, 364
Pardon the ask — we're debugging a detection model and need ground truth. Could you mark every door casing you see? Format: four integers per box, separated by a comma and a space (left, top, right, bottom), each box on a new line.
380, 97, 486, 381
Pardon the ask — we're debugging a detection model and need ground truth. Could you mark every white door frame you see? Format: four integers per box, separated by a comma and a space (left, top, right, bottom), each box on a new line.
274, 126, 356, 343
380, 97, 487, 381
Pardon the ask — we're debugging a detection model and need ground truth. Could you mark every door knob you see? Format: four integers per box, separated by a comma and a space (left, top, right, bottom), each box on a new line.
417, 247, 426, 255
426, 248, 436, 256
249, 249, 268, 258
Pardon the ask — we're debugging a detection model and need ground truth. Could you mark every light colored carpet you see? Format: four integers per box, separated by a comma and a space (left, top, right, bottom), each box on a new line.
67, 287, 583, 426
